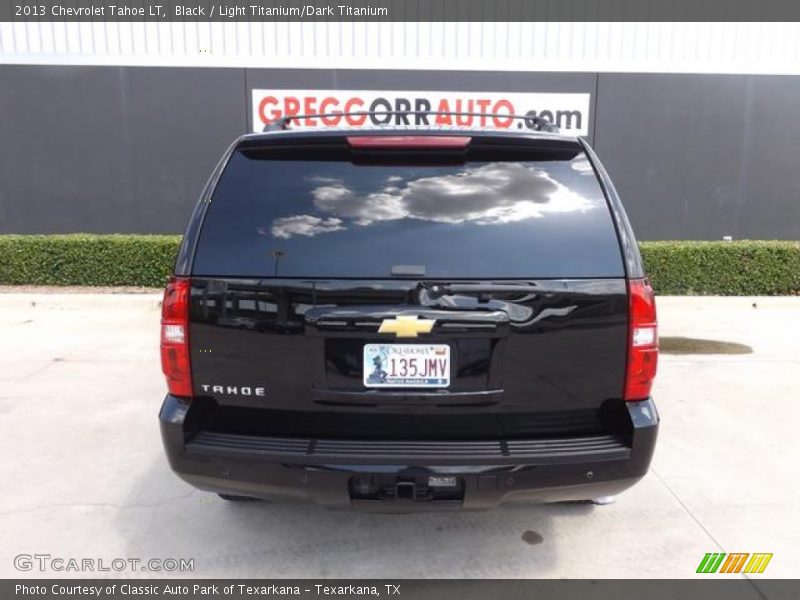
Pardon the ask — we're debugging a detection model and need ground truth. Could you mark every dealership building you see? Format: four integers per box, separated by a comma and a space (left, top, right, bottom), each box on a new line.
1, 21, 800, 240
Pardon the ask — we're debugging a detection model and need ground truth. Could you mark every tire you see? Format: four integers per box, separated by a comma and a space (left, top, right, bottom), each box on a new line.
218, 493, 261, 502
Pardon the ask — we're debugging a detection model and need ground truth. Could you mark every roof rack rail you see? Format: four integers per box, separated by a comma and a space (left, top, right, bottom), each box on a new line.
261, 110, 560, 134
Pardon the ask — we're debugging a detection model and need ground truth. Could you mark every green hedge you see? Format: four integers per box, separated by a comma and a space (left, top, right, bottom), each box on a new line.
0, 235, 798, 295
641, 240, 800, 295
0, 234, 180, 288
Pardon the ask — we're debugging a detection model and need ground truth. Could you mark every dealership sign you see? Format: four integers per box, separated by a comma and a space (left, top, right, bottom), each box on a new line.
251, 90, 590, 136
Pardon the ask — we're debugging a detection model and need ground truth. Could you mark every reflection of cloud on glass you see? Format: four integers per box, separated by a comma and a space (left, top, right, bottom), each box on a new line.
395, 163, 589, 224
271, 215, 345, 239
313, 181, 407, 226
273, 163, 595, 238
311, 181, 351, 203
570, 157, 594, 175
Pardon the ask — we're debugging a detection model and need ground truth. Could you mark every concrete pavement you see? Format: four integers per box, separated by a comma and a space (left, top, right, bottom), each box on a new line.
0, 292, 797, 579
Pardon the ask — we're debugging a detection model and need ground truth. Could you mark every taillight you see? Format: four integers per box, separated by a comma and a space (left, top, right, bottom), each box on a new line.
625, 278, 658, 401
160, 276, 193, 397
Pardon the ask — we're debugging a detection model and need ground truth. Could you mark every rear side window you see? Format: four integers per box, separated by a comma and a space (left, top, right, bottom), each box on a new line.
192, 139, 624, 278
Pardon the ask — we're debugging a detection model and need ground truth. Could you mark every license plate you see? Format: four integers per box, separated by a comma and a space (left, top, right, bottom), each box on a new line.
363, 344, 450, 388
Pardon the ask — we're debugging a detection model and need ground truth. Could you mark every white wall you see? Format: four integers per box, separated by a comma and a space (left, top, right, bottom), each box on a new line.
2, 21, 800, 74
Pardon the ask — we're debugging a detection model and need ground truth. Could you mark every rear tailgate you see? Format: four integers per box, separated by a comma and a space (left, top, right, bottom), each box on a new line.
186, 132, 629, 440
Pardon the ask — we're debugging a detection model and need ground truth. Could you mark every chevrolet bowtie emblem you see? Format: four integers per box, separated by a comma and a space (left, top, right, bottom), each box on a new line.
378, 315, 436, 338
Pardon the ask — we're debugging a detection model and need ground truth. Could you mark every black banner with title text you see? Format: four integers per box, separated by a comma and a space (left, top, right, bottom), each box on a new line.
4, 580, 800, 600
7, 0, 800, 22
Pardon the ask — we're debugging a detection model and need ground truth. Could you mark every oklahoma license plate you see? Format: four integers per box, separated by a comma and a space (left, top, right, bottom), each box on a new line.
363, 344, 450, 388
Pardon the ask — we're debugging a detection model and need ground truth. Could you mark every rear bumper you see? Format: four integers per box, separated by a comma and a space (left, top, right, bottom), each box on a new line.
159, 396, 659, 511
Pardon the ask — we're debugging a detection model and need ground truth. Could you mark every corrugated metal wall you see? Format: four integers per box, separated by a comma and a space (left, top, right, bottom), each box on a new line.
4, 63, 800, 239
3, 22, 800, 74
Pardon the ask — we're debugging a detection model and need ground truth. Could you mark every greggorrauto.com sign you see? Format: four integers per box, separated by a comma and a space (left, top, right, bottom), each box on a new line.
251, 90, 591, 136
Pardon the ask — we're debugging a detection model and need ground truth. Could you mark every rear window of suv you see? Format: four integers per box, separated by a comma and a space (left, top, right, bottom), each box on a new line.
192, 137, 624, 278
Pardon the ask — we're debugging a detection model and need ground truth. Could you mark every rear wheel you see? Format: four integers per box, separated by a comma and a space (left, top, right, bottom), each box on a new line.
217, 493, 261, 502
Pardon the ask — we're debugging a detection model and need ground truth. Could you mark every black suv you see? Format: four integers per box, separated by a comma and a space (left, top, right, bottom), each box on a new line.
159, 114, 659, 511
